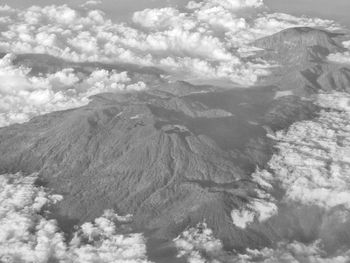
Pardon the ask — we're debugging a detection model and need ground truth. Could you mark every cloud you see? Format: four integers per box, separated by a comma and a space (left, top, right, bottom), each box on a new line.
0, 173, 152, 263
327, 40, 350, 64
231, 198, 277, 229
237, 240, 350, 263
69, 210, 150, 263
328, 51, 350, 64
0, 54, 147, 127
81, 0, 103, 9
174, 223, 224, 263
229, 91, 350, 230
248, 92, 350, 214
0, 173, 67, 263
133, 8, 183, 29
226, 12, 340, 46
266, 92, 350, 210
174, 222, 350, 263
0, 2, 341, 87
187, 0, 264, 10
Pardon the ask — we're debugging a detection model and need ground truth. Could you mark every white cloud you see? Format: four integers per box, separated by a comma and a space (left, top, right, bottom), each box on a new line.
69, 210, 150, 263
0, 2, 341, 87
174, 223, 350, 263
238, 240, 350, 263
133, 8, 183, 29
342, 40, 350, 49
268, 92, 350, 210
226, 12, 339, 47
0, 173, 152, 263
327, 40, 350, 64
249, 92, 350, 213
231, 198, 277, 228
187, 0, 264, 10
0, 54, 147, 127
174, 223, 224, 263
231, 209, 255, 229
81, 0, 103, 9
328, 51, 350, 64
229, 91, 350, 230
0, 173, 67, 263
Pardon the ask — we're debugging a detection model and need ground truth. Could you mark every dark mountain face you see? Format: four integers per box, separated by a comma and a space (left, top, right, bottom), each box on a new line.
254, 27, 344, 65
255, 27, 350, 96
0, 85, 317, 248
0, 26, 349, 254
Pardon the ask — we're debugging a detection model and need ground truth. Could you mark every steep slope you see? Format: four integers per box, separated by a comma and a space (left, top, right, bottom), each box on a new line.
0, 26, 348, 254
317, 66, 350, 92
0, 85, 317, 249
254, 27, 344, 65
254, 27, 350, 96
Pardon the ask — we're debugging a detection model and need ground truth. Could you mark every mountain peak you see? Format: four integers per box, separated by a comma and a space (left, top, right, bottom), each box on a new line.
253, 27, 344, 65
254, 27, 342, 51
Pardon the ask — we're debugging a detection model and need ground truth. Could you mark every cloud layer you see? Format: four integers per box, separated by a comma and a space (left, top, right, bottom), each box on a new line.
0, 1, 340, 86
174, 222, 350, 263
328, 40, 350, 64
0, 0, 341, 127
0, 54, 146, 127
0, 173, 152, 263
265, 92, 350, 209
229, 91, 350, 232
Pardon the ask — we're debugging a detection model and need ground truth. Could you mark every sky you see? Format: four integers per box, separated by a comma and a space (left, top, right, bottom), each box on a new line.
266, 0, 350, 27
2, 0, 350, 25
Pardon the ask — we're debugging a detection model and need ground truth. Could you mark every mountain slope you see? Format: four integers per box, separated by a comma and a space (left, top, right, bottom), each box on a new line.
0, 84, 318, 249
255, 27, 350, 96
0, 26, 348, 253
254, 27, 344, 65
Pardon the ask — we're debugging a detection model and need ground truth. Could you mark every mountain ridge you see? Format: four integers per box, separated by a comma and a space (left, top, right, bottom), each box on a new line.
0, 26, 349, 253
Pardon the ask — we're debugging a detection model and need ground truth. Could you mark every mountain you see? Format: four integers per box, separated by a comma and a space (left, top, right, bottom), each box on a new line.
0, 84, 317, 249
317, 66, 350, 92
0, 26, 349, 253
255, 27, 350, 96
254, 27, 344, 65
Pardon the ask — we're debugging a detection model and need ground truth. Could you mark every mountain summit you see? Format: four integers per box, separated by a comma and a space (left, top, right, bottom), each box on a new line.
0, 26, 349, 255
254, 27, 344, 64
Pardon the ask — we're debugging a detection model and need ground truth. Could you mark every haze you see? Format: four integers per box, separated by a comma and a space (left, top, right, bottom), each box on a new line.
2, 0, 350, 25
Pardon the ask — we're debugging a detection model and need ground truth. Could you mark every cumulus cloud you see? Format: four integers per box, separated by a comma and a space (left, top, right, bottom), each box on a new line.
174, 223, 225, 263
231, 198, 277, 229
229, 91, 350, 230
266, 92, 350, 210
69, 210, 150, 263
327, 40, 350, 64
247, 92, 350, 215
174, 222, 350, 263
237, 240, 350, 263
0, 173, 67, 263
226, 12, 339, 46
0, 173, 152, 263
0, 1, 341, 86
187, 0, 264, 10
132, 8, 183, 29
328, 51, 350, 64
0, 54, 146, 127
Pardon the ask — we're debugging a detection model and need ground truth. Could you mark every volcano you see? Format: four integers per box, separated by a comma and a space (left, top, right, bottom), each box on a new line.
0, 27, 350, 258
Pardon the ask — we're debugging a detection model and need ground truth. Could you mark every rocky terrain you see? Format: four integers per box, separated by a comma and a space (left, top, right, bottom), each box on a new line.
0, 26, 349, 258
